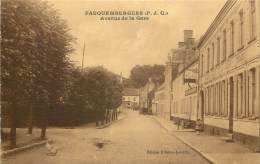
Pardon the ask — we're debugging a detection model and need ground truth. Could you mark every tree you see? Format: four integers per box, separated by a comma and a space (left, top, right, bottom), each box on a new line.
129, 64, 165, 88
83, 67, 122, 125
1, 0, 73, 147
55, 66, 123, 126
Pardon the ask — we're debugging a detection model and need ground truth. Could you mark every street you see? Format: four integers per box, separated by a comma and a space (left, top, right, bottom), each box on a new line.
2, 110, 209, 164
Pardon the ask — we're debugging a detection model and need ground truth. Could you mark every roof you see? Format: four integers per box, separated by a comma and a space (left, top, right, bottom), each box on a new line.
123, 88, 139, 96
197, 0, 236, 48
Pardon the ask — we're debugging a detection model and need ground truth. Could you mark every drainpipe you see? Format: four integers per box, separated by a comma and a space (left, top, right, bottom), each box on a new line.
256, 0, 260, 153
170, 83, 173, 120
197, 48, 204, 131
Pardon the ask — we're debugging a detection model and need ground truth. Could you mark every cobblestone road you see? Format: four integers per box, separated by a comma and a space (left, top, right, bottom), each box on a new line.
2, 110, 210, 164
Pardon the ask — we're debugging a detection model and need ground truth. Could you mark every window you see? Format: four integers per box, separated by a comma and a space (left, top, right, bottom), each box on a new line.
249, 0, 256, 40
217, 37, 220, 65
239, 10, 244, 48
223, 29, 226, 61
230, 21, 234, 55
207, 48, 210, 72
212, 43, 215, 68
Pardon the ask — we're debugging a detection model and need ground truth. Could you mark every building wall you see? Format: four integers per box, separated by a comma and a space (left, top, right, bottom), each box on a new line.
153, 85, 167, 116
152, 58, 173, 119
198, 0, 260, 141
122, 96, 139, 104
122, 96, 139, 109
139, 79, 155, 110
171, 61, 198, 122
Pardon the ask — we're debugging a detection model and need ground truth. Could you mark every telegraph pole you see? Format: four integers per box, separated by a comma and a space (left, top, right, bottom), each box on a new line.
81, 41, 86, 72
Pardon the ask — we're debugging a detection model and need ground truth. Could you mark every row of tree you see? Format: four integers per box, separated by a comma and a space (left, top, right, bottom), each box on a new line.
61, 67, 122, 127
123, 64, 165, 88
1, 0, 122, 149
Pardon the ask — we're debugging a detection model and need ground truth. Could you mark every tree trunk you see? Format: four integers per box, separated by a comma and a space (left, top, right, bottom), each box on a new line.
101, 113, 105, 125
105, 109, 109, 124
10, 103, 17, 148
113, 110, 116, 120
95, 111, 99, 126
112, 111, 114, 121
28, 104, 33, 134
40, 110, 47, 140
109, 111, 112, 122
41, 126, 46, 140
100, 111, 104, 125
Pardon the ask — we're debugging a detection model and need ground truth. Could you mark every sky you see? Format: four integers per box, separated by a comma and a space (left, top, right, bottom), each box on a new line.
49, 0, 227, 77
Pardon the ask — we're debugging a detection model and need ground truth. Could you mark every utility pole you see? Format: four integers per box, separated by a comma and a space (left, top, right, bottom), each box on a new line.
81, 41, 86, 72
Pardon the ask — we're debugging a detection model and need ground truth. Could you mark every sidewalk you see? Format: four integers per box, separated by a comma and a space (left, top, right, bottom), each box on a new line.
1, 128, 43, 151
1, 128, 48, 158
152, 116, 260, 164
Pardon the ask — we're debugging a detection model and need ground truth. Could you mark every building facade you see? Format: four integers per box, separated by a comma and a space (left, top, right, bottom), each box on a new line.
152, 57, 174, 119
153, 30, 196, 120
152, 83, 167, 116
171, 57, 198, 127
122, 88, 139, 109
170, 29, 198, 126
197, 0, 260, 151
139, 78, 156, 113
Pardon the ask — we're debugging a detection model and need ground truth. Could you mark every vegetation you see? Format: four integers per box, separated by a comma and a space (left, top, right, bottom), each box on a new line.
54, 67, 123, 126
1, 0, 122, 148
124, 64, 165, 88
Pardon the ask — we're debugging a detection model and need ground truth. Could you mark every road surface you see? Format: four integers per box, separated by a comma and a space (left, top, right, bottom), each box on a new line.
2, 110, 210, 164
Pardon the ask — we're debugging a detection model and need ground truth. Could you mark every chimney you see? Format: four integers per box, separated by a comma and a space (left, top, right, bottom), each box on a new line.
184, 30, 193, 43
178, 42, 185, 48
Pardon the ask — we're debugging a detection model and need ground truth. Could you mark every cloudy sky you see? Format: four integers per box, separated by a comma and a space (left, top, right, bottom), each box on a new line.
49, 0, 227, 77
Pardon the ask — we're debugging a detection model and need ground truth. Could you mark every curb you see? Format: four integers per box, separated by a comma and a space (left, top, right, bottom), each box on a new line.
1, 140, 48, 158
152, 116, 218, 164
172, 134, 218, 164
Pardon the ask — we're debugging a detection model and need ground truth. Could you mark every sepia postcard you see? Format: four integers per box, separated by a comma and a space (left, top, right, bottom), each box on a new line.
1, 0, 260, 163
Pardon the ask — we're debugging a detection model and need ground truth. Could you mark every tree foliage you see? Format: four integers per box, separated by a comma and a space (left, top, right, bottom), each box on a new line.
1, 0, 123, 143
70, 67, 122, 112
50, 67, 123, 126
1, 0, 74, 145
128, 65, 165, 88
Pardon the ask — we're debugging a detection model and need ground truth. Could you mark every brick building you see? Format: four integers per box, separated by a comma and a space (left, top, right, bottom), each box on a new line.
197, 0, 260, 151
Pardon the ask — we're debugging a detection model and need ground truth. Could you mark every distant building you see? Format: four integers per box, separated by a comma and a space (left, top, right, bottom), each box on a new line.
171, 54, 198, 127
153, 30, 196, 120
197, 0, 260, 151
152, 83, 166, 116
139, 78, 156, 113
122, 88, 139, 109
152, 55, 174, 119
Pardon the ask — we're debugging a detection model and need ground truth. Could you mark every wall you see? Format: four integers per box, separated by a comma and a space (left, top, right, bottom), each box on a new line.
171, 60, 198, 122
198, 0, 260, 138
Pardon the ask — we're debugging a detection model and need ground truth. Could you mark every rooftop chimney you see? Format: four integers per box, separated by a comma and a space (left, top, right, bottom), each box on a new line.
184, 30, 193, 43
